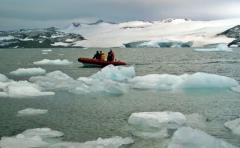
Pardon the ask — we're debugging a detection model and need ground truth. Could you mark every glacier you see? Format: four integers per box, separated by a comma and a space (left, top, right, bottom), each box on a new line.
62, 18, 240, 48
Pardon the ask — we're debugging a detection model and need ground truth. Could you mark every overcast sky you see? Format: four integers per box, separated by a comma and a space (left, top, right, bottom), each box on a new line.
1, 0, 240, 30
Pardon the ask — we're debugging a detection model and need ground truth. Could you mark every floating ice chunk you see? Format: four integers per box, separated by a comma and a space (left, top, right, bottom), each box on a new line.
0, 73, 8, 82
130, 72, 239, 90
231, 86, 240, 93
0, 127, 132, 148
10, 68, 46, 76
0, 136, 48, 148
90, 65, 135, 81
130, 74, 182, 90
0, 128, 63, 148
178, 72, 238, 89
224, 118, 240, 135
0, 81, 54, 98
33, 59, 72, 65
194, 44, 232, 52
21, 128, 64, 138
42, 49, 52, 52
168, 127, 237, 148
50, 136, 134, 148
30, 71, 75, 91
128, 112, 186, 138
73, 78, 128, 96
17, 108, 48, 116
30, 70, 128, 96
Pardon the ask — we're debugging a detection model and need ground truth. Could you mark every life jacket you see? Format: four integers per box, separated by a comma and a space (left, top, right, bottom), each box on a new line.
99, 52, 105, 61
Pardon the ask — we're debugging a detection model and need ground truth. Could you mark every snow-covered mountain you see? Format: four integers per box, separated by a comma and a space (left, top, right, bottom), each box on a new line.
1, 18, 240, 48
62, 18, 240, 48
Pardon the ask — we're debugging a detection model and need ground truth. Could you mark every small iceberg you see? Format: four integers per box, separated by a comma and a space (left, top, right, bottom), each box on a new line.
224, 118, 240, 135
17, 108, 48, 116
33, 59, 72, 65
10, 68, 46, 76
128, 112, 186, 138
168, 127, 237, 148
0, 128, 133, 148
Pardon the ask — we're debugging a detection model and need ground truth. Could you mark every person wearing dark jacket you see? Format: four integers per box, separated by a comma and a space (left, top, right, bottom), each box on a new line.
93, 51, 100, 60
107, 49, 115, 62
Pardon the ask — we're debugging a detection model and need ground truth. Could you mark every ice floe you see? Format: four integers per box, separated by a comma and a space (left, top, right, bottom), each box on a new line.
90, 65, 135, 81
128, 112, 186, 138
30, 70, 128, 96
42, 49, 52, 52
0, 78, 54, 98
33, 59, 73, 65
49, 136, 134, 148
194, 44, 232, 52
0, 128, 63, 148
231, 86, 240, 93
130, 72, 239, 90
0, 73, 8, 82
0, 128, 133, 148
17, 108, 48, 116
10, 68, 46, 76
224, 118, 240, 135
168, 127, 237, 148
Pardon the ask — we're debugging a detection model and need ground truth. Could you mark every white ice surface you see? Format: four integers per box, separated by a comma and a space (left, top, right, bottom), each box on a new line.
62, 18, 240, 48
130, 72, 239, 90
90, 65, 135, 81
194, 44, 232, 52
0, 36, 14, 41
231, 86, 240, 93
168, 127, 237, 148
17, 108, 48, 116
51, 42, 70, 47
0, 128, 133, 148
0, 73, 8, 82
128, 112, 186, 138
10, 68, 46, 76
224, 118, 240, 135
0, 79, 54, 98
33, 59, 73, 65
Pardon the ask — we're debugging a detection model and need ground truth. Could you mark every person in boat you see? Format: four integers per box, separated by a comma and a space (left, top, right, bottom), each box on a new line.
93, 51, 100, 60
99, 50, 105, 61
107, 49, 115, 62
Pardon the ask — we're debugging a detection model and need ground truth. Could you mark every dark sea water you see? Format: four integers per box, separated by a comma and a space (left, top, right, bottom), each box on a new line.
0, 48, 240, 147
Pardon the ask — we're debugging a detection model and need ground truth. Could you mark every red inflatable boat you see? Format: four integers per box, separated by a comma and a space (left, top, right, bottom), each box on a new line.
78, 57, 127, 67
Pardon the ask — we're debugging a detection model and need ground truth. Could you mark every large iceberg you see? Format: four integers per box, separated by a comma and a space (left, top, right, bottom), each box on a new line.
0, 73, 8, 82
10, 68, 46, 76
0, 128, 133, 148
128, 112, 186, 138
224, 118, 240, 135
33, 59, 73, 65
168, 127, 237, 148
